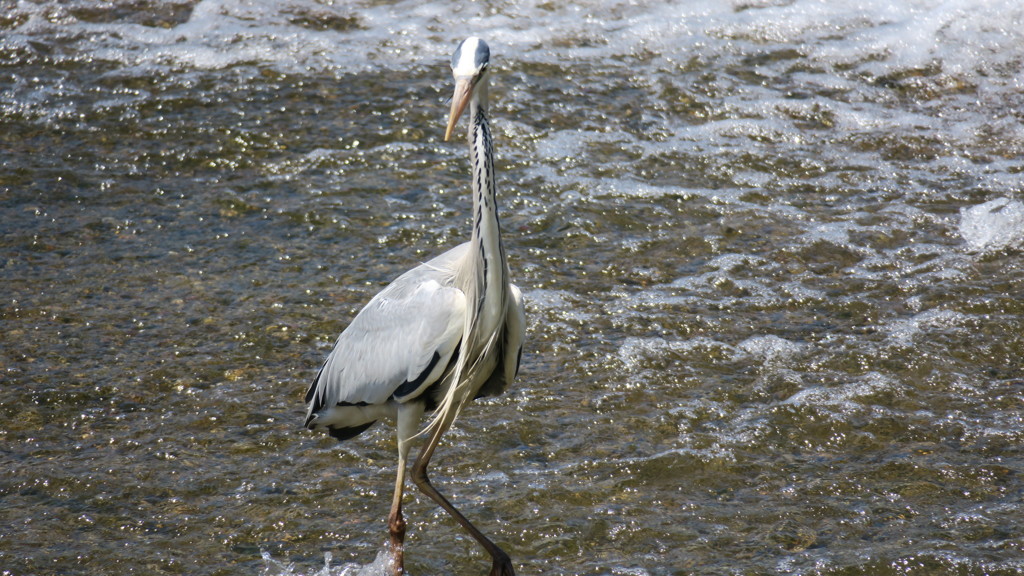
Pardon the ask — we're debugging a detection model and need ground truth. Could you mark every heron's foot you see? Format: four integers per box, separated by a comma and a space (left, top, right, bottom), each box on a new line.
387, 541, 405, 576
388, 511, 406, 576
487, 552, 515, 576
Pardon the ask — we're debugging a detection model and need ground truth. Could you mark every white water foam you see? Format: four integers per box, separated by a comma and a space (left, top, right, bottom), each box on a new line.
6, 0, 1023, 80
885, 308, 969, 346
260, 548, 394, 576
959, 197, 1024, 253
616, 335, 733, 371
782, 371, 902, 412
735, 334, 805, 364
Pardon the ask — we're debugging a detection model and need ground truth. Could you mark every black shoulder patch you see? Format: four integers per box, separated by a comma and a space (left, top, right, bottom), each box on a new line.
392, 351, 442, 400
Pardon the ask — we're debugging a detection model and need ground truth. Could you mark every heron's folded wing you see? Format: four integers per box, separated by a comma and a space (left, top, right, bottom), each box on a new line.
504, 283, 527, 382
305, 256, 468, 419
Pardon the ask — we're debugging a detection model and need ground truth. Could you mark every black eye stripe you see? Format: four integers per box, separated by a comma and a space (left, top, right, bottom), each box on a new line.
474, 39, 490, 69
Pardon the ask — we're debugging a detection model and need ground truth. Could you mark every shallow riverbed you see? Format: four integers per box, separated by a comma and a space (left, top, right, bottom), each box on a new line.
2, 1, 1023, 575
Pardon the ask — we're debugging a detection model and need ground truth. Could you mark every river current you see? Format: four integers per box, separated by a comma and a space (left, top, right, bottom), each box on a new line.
2, 1, 1023, 575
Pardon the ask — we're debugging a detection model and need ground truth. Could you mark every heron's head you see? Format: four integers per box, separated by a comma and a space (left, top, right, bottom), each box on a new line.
445, 37, 490, 141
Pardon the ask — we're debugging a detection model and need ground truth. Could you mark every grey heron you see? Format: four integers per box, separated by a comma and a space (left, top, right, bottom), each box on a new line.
304, 37, 526, 576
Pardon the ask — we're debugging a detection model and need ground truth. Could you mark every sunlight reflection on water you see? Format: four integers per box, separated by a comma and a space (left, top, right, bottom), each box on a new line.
3, 1, 1024, 575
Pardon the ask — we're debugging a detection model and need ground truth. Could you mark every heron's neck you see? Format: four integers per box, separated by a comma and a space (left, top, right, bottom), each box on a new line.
466, 96, 507, 319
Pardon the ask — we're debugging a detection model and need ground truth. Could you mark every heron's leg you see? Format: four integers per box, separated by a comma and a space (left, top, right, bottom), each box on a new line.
411, 414, 515, 576
387, 455, 407, 576
389, 402, 424, 576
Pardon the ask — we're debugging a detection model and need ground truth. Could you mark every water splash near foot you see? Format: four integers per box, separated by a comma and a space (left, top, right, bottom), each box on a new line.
260, 547, 397, 576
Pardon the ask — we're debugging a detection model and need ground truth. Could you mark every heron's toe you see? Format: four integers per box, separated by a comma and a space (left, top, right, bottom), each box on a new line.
487, 554, 515, 576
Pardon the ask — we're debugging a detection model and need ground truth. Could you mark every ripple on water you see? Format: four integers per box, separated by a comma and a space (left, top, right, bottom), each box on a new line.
5, 0, 1024, 575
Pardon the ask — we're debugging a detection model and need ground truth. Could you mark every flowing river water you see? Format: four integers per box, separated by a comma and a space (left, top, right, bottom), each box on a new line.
2, 1, 1023, 575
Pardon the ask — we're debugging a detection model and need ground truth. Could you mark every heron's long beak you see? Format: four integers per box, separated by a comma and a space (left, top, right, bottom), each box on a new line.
445, 76, 474, 142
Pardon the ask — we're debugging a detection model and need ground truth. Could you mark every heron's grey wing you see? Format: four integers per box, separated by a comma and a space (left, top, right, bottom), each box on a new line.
475, 282, 526, 400
304, 245, 469, 427
503, 283, 526, 382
